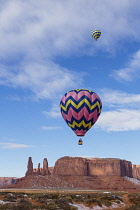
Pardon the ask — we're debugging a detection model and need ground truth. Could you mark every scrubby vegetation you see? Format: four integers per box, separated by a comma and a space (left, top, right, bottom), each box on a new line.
126, 193, 140, 210
0, 190, 140, 209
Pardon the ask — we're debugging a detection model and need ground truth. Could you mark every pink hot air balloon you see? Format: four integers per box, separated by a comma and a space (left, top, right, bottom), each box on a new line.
60, 89, 102, 139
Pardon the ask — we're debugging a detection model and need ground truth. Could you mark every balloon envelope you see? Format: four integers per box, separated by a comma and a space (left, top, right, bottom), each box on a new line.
91, 29, 101, 40
60, 89, 102, 136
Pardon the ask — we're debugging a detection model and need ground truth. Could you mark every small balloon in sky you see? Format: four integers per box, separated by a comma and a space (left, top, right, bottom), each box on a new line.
91, 29, 101, 41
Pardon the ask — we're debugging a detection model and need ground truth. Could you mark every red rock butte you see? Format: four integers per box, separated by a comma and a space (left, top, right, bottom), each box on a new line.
25, 156, 140, 179
53, 156, 133, 177
4, 156, 140, 192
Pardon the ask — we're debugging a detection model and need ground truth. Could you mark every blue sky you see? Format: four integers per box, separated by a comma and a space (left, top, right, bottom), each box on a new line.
0, 0, 140, 177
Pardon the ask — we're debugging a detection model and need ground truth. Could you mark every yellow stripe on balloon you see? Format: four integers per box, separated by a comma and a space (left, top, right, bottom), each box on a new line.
68, 120, 92, 129
60, 103, 66, 111
90, 101, 102, 113
65, 98, 91, 110
60, 100, 101, 114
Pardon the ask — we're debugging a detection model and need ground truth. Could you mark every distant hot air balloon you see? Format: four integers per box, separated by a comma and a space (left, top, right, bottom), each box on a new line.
91, 29, 101, 41
60, 89, 102, 143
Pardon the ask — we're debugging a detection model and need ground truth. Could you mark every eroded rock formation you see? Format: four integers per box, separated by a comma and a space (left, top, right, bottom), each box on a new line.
5, 156, 140, 192
25, 158, 50, 176
25, 156, 139, 180
42, 158, 51, 175
25, 157, 33, 176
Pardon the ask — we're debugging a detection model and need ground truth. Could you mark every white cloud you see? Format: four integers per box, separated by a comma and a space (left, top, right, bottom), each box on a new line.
0, 0, 140, 58
0, 61, 82, 99
0, 143, 31, 149
0, 1, 139, 99
96, 109, 140, 132
41, 126, 62, 130
43, 104, 61, 118
100, 89, 140, 108
95, 89, 140, 132
111, 50, 140, 81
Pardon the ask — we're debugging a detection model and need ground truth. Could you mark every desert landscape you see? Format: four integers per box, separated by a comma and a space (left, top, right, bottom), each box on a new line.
4, 156, 140, 192
1, 156, 140, 209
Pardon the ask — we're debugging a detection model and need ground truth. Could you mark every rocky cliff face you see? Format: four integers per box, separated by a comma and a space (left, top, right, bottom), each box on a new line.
53, 156, 87, 176
132, 165, 140, 180
120, 159, 132, 177
53, 156, 133, 177
87, 158, 132, 177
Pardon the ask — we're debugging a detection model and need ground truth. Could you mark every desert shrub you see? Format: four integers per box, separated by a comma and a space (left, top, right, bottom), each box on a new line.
69, 194, 85, 203
55, 197, 76, 210
15, 192, 28, 198
37, 193, 59, 202
65, 196, 73, 203
102, 200, 112, 207
9, 199, 32, 210
0, 203, 31, 210
37, 197, 48, 204
70, 206, 78, 210
17, 198, 32, 206
50, 193, 59, 199
100, 194, 123, 202
46, 201, 58, 210
0, 204, 14, 209
3, 193, 17, 202
86, 198, 102, 207
29, 193, 42, 200
12, 205, 32, 210
126, 204, 140, 210
128, 194, 140, 205
115, 200, 121, 204
38, 194, 50, 200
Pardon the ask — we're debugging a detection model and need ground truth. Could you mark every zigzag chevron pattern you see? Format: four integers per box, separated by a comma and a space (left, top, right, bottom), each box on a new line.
60, 89, 102, 136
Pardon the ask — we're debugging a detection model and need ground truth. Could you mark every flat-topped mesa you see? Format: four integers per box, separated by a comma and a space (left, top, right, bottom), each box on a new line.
53, 156, 133, 177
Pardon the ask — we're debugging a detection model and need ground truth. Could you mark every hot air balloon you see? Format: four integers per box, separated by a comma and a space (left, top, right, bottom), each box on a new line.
60, 89, 102, 144
91, 29, 101, 41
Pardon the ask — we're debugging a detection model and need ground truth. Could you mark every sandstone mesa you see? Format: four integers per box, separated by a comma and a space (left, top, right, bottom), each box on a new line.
1, 156, 140, 192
